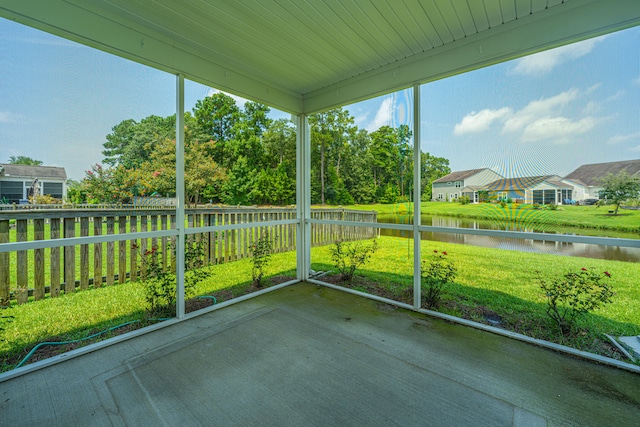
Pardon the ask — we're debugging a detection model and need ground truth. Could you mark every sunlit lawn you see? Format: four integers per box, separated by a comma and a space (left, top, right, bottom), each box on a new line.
2, 236, 639, 372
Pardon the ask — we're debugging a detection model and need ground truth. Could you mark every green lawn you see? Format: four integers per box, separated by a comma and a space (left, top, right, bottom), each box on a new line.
2, 235, 638, 371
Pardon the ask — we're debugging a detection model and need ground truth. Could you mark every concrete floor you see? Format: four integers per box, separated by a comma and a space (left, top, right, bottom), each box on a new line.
1, 282, 639, 426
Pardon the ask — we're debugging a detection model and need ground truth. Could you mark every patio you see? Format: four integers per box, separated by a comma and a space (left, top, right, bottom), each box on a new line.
2, 282, 638, 426
1, 2, 640, 425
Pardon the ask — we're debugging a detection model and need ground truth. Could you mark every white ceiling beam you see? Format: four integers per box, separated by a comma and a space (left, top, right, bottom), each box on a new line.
302, 0, 640, 114
0, 0, 303, 114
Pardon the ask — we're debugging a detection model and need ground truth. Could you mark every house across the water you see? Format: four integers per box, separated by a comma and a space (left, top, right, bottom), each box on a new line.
564, 159, 640, 201
431, 168, 503, 202
437, 159, 640, 205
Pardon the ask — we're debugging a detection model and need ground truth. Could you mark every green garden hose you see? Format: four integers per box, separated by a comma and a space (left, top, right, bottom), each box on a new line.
15, 296, 217, 369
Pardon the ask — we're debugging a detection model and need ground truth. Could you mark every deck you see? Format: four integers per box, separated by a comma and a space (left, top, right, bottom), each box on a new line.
1, 282, 638, 426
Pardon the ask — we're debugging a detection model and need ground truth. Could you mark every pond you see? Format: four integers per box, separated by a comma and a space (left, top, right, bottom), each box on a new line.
377, 214, 640, 263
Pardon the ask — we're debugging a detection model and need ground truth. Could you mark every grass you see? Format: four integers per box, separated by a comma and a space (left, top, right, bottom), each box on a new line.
311, 236, 640, 359
0, 251, 297, 371
2, 235, 639, 372
345, 201, 640, 234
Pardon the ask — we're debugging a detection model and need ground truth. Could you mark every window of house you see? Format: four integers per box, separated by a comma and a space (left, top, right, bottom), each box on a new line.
42, 182, 63, 198
0, 181, 24, 203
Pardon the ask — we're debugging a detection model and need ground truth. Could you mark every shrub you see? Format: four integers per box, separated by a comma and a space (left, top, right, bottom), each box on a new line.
458, 195, 470, 205
536, 268, 614, 334
546, 203, 558, 210
500, 200, 507, 208
421, 250, 457, 309
250, 232, 274, 287
330, 238, 378, 283
138, 238, 209, 316
29, 194, 62, 204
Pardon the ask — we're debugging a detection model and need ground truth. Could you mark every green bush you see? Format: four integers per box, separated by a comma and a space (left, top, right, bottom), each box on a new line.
250, 232, 274, 287
139, 239, 209, 317
29, 194, 63, 204
458, 195, 470, 205
537, 268, 614, 334
330, 239, 378, 283
421, 250, 457, 309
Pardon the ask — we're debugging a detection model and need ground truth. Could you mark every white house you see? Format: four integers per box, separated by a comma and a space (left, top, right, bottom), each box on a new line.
564, 159, 640, 201
482, 175, 574, 205
0, 164, 67, 204
432, 168, 503, 202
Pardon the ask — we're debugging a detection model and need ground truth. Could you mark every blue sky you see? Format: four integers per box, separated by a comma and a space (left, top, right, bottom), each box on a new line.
1, 18, 638, 181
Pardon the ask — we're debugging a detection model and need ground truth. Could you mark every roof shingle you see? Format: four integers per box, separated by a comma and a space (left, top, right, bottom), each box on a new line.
0, 164, 67, 180
564, 159, 640, 187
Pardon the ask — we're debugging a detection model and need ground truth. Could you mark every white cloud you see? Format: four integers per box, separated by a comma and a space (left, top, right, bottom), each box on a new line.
510, 36, 606, 76
206, 88, 248, 108
502, 89, 579, 134
365, 98, 393, 132
632, 76, 640, 86
586, 83, 601, 94
582, 101, 601, 115
453, 107, 511, 136
0, 111, 18, 123
607, 132, 640, 145
521, 116, 597, 143
453, 87, 606, 144
606, 90, 625, 102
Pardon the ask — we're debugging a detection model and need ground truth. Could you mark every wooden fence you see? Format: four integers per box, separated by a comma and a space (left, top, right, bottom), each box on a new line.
0, 207, 377, 305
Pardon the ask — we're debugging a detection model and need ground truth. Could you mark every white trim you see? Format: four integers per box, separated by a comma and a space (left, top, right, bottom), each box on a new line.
296, 114, 310, 280
412, 84, 421, 310
175, 74, 186, 319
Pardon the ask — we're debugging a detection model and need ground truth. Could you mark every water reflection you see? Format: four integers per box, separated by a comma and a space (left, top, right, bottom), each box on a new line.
379, 215, 640, 262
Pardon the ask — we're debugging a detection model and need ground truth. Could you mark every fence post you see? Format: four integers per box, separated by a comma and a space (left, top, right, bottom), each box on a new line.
129, 214, 137, 282
93, 216, 102, 288
106, 216, 115, 285
80, 217, 89, 290
118, 215, 127, 284
50, 219, 61, 297
160, 214, 168, 271
0, 220, 9, 306
64, 217, 76, 294
34, 218, 45, 300
16, 219, 28, 303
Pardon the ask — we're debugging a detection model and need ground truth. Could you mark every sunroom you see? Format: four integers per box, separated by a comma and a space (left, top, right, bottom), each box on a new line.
1, 1, 640, 425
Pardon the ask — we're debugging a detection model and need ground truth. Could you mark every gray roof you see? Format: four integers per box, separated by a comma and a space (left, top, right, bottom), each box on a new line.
433, 169, 488, 184
0, 164, 67, 180
484, 175, 571, 191
564, 159, 640, 187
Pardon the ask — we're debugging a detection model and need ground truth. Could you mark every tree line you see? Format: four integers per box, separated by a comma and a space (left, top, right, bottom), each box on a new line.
69, 93, 451, 205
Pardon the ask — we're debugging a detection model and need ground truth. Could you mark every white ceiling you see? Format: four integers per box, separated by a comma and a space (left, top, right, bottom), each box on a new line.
1, 0, 639, 114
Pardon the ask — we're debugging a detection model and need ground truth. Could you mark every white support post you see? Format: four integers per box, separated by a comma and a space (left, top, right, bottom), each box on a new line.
296, 114, 311, 280
412, 84, 422, 310
175, 74, 186, 318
